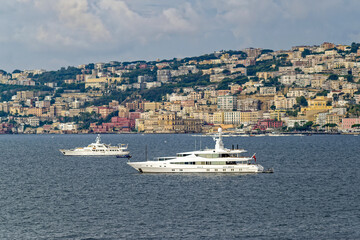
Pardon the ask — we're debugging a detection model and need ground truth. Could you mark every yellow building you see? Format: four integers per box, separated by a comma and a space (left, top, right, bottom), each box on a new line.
327, 113, 341, 124
270, 110, 286, 121
27, 107, 46, 117
9, 106, 24, 115
85, 77, 122, 89
301, 96, 332, 121
302, 96, 332, 112
144, 102, 161, 111
158, 113, 177, 132
213, 112, 224, 124
85, 77, 107, 89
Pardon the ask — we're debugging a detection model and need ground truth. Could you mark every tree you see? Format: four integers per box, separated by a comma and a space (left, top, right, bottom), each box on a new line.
351, 42, 360, 53
301, 49, 311, 58
270, 105, 276, 110
286, 110, 298, 117
296, 96, 308, 107
323, 123, 337, 132
312, 124, 320, 131
31, 66, 82, 84
222, 69, 231, 75
0, 111, 8, 117
295, 68, 303, 73
346, 75, 354, 82
261, 49, 274, 54
347, 104, 360, 117
328, 74, 338, 80
293, 121, 313, 131
316, 90, 329, 96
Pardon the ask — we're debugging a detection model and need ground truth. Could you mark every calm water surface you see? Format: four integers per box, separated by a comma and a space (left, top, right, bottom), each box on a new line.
0, 134, 359, 239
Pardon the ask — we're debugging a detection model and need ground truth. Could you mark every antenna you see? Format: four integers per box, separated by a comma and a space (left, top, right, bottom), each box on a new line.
145, 145, 148, 161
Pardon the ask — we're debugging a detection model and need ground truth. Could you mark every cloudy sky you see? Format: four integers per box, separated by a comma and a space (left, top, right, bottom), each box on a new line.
1, 0, 360, 72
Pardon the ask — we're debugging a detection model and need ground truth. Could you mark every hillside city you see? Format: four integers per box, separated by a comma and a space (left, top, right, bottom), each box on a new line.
1, 42, 360, 134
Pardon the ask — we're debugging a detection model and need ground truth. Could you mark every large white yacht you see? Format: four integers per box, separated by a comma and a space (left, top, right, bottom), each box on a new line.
60, 134, 130, 157
128, 128, 269, 173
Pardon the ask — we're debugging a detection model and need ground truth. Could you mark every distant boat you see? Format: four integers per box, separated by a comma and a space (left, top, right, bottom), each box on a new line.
59, 134, 130, 157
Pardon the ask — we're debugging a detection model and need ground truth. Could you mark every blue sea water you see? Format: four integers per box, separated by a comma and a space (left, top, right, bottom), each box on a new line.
0, 134, 359, 239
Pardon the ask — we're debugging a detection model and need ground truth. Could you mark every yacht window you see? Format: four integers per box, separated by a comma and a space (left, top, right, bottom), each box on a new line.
226, 161, 236, 165
212, 161, 226, 165
196, 154, 219, 158
176, 153, 191, 157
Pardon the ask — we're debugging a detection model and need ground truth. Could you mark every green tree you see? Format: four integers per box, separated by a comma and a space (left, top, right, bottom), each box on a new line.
328, 74, 338, 80
261, 49, 274, 54
301, 49, 311, 58
316, 90, 330, 96
31, 66, 82, 84
323, 123, 338, 132
286, 110, 298, 117
347, 104, 360, 117
351, 42, 360, 53
296, 96, 308, 107
346, 75, 354, 82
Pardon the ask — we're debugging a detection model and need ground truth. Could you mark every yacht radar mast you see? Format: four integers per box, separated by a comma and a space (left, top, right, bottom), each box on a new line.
214, 128, 225, 151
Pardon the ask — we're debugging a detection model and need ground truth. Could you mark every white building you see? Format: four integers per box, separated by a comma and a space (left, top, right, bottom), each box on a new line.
58, 122, 78, 131
217, 95, 237, 110
259, 87, 276, 95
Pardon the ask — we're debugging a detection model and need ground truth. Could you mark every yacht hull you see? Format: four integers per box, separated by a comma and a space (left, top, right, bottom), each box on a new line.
60, 149, 129, 156
128, 162, 264, 173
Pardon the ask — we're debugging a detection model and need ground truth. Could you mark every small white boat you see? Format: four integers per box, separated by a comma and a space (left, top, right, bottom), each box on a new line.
60, 134, 130, 157
128, 128, 271, 173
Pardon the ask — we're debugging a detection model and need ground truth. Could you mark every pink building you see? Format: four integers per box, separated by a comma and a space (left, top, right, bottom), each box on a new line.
90, 113, 141, 133
341, 118, 360, 130
253, 119, 283, 131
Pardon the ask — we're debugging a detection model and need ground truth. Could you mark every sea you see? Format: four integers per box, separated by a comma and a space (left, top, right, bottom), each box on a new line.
0, 133, 359, 240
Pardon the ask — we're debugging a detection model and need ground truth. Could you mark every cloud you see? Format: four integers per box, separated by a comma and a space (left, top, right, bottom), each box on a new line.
2, 0, 360, 71
56, 0, 110, 41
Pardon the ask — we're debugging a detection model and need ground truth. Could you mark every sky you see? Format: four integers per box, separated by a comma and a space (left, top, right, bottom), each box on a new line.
1, 0, 360, 72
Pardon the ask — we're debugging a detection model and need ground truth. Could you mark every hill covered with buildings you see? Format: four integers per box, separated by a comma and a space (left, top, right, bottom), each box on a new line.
1, 42, 360, 134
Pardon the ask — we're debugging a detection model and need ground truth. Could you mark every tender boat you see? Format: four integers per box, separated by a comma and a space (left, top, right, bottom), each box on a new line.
128, 128, 270, 173
60, 134, 130, 157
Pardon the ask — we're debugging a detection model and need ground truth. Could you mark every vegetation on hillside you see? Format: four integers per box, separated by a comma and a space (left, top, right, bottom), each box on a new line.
31, 67, 82, 84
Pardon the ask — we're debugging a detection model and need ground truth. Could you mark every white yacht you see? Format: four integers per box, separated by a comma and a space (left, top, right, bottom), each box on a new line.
60, 134, 130, 157
128, 128, 270, 173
